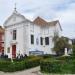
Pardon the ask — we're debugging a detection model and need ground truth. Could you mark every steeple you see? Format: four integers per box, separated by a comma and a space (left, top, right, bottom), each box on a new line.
14, 3, 17, 11
13, 3, 17, 13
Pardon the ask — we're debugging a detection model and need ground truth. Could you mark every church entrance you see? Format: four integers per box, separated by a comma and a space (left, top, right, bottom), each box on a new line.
12, 45, 16, 58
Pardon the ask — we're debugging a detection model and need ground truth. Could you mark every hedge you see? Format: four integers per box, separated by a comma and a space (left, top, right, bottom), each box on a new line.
40, 59, 62, 73
0, 56, 42, 72
40, 58, 75, 74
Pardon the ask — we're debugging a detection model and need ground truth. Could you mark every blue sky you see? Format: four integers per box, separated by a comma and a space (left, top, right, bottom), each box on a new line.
0, 0, 75, 38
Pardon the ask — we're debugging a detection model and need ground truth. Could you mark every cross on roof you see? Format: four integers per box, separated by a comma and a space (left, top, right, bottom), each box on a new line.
14, 3, 17, 11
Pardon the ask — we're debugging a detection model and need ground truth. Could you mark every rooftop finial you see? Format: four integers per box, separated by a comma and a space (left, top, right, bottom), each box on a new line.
14, 3, 17, 11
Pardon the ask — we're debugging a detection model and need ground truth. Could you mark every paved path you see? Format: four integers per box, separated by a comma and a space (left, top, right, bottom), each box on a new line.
0, 66, 42, 75
0, 67, 74, 75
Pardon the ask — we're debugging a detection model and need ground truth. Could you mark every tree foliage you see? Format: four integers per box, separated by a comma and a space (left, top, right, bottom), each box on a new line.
72, 45, 75, 57
53, 36, 72, 55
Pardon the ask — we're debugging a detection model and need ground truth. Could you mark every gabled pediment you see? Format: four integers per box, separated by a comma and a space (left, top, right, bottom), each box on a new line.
4, 10, 29, 27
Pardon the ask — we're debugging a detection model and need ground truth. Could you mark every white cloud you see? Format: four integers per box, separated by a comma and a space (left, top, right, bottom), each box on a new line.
0, 0, 75, 38
55, 2, 75, 38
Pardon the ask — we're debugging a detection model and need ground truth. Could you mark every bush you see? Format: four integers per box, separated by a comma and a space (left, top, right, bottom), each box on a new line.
72, 45, 75, 57
0, 56, 42, 72
0, 61, 11, 71
40, 59, 61, 73
39, 54, 55, 59
56, 56, 73, 61
40, 58, 75, 74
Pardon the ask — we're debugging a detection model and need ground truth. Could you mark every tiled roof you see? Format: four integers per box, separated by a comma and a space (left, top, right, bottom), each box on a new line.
33, 17, 48, 25
48, 20, 62, 30
48, 20, 58, 26
33, 17, 62, 30
33, 17, 59, 26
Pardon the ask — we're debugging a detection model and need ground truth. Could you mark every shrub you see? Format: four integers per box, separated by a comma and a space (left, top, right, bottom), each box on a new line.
56, 56, 73, 61
0, 61, 11, 71
40, 59, 62, 73
40, 58, 75, 74
72, 45, 75, 57
39, 54, 55, 59
0, 56, 42, 72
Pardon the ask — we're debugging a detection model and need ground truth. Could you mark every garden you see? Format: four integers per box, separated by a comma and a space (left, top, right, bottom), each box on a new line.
0, 55, 42, 72
40, 36, 75, 74
0, 36, 75, 74
0, 53, 75, 74
40, 55, 75, 74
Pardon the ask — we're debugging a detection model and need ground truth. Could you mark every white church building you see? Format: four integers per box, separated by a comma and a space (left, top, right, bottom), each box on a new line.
4, 9, 62, 58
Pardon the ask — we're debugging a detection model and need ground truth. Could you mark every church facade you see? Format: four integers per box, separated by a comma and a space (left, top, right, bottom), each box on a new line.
4, 9, 62, 58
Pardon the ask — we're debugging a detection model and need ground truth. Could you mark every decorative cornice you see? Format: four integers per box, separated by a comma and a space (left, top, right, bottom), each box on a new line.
4, 11, 27, 26
4, 20, 30, 28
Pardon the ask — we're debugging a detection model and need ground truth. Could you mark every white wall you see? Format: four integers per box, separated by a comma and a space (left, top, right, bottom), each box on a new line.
26, 23, 58, 55
4, 23, 25, 58
4, 11, 61, 57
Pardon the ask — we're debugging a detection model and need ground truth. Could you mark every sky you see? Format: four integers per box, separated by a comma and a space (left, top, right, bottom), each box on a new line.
0, 0, 75, 38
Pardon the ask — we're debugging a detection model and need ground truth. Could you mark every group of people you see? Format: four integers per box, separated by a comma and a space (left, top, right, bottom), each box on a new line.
0, 52, 28, 59
0, 52, 8, 58
16, 53, 28, 59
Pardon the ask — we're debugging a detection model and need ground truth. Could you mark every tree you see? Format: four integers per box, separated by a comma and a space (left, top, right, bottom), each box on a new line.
53, 36, 72, 56
72, 45, 75, 57
53, 31, 59, 43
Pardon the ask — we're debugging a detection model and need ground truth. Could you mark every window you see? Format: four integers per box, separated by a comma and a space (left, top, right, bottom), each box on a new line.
13, 30, 16, 40
36, 38, 39, 45
45, 37, 49, 45
31, 35, 34, 44
7, 47, 10, 53
40, 37, 43, 45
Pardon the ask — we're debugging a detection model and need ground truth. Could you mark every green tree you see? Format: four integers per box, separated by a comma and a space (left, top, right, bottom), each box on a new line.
53, 36, 72, 55
72, 45, 75, 57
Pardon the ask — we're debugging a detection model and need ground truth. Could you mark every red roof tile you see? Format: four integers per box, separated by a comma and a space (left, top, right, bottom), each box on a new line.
33, 17, 48, 25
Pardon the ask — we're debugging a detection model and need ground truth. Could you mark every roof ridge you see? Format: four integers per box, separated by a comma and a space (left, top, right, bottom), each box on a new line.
33, 16, 48, 25
34, 16, 47, 22
48, 20, 59, 23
